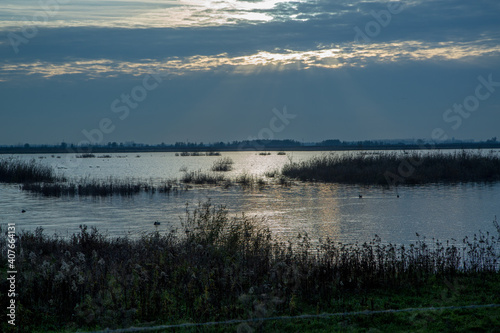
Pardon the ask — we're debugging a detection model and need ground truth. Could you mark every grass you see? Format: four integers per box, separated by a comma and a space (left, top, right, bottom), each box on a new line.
181, 170, 227, 184
176, 152, 221, 157
211, 157, 234, 172
1, 202, 498, 332
0, 159, 277, 196
75, 153, 95, 158
0, 158, 185, 197
234, 173, 268, 188
0, 158, 62, 183
180, 170, 289, 189
282, 150, 500, 185
21, 178, 186, 197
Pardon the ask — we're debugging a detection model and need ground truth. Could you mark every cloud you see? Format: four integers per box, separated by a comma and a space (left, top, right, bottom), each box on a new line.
1, 0, 496, 32
1, 0, 499, 144
2, 39, 499, 80
2, 0, 499, 65
0, 0, 304, 29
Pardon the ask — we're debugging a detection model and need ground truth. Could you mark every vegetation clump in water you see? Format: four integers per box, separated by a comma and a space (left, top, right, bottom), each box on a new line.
21, 178, 184, 197
211, 157, 234, 172
76, 153, 96, 158
181, 170, 227, 184
0, 158, 62, 183
282, 151, 500, 185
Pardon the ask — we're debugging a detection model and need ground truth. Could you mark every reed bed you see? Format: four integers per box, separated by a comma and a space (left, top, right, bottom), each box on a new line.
1, 202, 498, 331
181, 170, 227, 184
234, 173, 268, 188
176, 152, 221, 157
180, 170, 289, 188
0, 158, 62, 183
21, 178, 186, 197
211, 157, 234, 172
76, 153, 96, 158
282, 150, 500, 184
0, 157, 186, 197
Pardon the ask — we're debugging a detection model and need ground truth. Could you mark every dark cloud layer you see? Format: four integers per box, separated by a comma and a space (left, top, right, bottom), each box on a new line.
1, 0, 499, 144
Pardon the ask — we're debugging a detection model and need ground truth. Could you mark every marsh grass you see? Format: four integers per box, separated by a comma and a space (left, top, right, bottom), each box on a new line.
176, 152, 221, 157
234, 173, 269, 188
0, 157, 186, 197
181, 170, 227, 184
0, 158, 62, 183
5, 159, 276, 196
1, 202, 498, 331
282, 150, 500, 185
180, 171, 289, 189
211, 157, 234, 172
264, 169, 279, 178
76, 153, 96, 158
21, 177, 185, 197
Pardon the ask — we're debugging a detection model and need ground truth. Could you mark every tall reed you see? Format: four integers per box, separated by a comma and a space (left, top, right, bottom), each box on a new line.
21, 177, 185, 197
282, 151, 500, 184
1, 203, 498, 331
211, 157, 234, 172
0, 158, 61, 183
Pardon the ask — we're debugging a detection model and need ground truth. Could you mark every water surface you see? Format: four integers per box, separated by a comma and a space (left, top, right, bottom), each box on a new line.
1, 150, 498, 245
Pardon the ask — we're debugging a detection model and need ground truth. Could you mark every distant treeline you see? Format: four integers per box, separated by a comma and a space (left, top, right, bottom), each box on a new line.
1, 138, 500, 154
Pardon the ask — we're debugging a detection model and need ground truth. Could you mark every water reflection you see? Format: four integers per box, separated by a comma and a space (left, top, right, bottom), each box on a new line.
1, 151, 499, 246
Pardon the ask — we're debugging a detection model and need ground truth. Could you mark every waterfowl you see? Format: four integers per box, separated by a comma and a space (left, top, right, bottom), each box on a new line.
154, 221, 160, 226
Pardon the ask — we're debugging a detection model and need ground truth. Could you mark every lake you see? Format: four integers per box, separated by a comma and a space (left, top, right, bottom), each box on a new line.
1, 150, 499, 245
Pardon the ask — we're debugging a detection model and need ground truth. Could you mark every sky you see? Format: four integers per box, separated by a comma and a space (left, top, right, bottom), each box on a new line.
0, 0, 499, 145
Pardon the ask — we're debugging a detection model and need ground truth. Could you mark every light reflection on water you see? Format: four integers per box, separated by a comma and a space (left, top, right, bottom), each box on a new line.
0, 151, 499, 245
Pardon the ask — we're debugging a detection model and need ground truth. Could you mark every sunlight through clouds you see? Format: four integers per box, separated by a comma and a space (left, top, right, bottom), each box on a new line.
3, 40, 499, 80
0, 0, 300, 28
1, 0, 499, 145
130, 0, 295, 27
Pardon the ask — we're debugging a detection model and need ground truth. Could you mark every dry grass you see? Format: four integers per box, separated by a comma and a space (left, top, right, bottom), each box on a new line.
1, 202, 498, 331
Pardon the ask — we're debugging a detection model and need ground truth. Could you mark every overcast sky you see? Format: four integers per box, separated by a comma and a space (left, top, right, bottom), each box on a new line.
1, 0, 499, 145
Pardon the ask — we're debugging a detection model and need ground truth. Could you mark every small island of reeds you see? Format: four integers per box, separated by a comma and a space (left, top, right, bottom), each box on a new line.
282, 150, 500, 185
211, 157, 234, 172
0, 158, 186, 197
